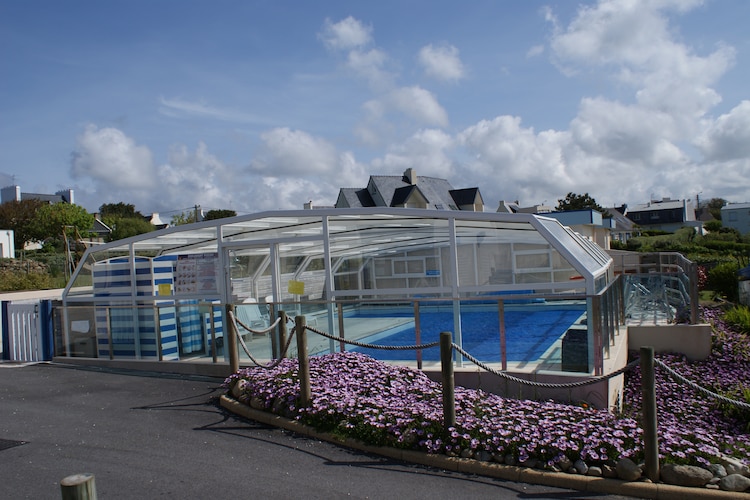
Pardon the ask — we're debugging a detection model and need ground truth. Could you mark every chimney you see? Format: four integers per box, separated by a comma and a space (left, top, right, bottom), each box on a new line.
403, 168, 417, 185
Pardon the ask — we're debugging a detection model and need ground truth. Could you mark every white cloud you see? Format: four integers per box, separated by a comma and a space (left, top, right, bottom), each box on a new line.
319, 17, 393, 90
71, 125, 155, 190
418, 44, 465, 82
319, 16, 373, 51
67, 4, 750, 215
570, 97, 681, 164
158, 97, 263, 124
697, 100, 750, 162
250, 128, 342, 175
549, 0, 734, 121
247, 128, 368, 207
371, 129, 455, 178
385, 86, 449, 128
70, 126, 251, 213
346, 48, 392, 88
458, 116, 571, 191
526, 45, 544, 58
155, 142, 235, 211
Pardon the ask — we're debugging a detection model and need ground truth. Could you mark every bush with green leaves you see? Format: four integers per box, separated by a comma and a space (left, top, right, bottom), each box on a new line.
708, 262, 740, 302
0, 269, 53, 291
724, 305, 750, 334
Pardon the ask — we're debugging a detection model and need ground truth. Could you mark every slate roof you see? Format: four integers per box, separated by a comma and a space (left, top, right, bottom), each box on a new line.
627, 199, 688, 213
337, 188, 375, 208
338, 173, 480, 210
449, 187, 482, 207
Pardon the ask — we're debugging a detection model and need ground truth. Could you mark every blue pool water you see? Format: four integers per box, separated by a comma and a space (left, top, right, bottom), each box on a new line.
352, 308, 585, 362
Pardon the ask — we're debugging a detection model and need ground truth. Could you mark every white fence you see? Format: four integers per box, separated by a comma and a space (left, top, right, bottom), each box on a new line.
1, 294, 57, 362
5, 303, 43, 361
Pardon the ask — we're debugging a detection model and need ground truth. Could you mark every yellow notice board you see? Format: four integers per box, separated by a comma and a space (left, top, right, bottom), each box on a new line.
158, 283, 172, 296
287, 280, 305, 295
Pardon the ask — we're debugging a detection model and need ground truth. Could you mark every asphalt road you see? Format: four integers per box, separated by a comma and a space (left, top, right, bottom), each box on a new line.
0, 362, 636, 499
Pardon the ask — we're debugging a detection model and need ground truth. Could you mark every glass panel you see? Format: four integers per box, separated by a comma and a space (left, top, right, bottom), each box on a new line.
222, 216, 322, 243
516, 253, 550, 269
229, 247, 271, 302
536, 217, 610, 273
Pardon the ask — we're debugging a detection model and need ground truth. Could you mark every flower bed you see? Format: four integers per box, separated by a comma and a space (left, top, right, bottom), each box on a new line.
225, 306, 750, 488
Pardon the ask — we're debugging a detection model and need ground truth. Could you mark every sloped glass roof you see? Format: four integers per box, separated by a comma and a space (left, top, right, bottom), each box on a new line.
64, 208, 612, 302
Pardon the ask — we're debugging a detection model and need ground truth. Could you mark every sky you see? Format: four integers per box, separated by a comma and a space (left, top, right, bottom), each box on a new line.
1, 0, 749, 218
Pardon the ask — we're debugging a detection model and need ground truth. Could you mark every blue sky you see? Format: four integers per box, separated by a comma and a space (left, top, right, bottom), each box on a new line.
1, 0, 749, 216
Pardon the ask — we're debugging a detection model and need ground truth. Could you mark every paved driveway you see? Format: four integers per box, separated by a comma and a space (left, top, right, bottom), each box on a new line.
0, 363, 635, 499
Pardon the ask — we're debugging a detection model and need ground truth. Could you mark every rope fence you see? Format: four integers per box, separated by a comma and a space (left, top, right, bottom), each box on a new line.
228, 311, 750, 411
228, 312, 750, 482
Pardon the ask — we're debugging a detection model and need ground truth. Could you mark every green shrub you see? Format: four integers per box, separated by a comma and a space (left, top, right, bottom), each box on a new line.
0, 270, 54, 291
724, 305, 750, 334
708, 262, 740, 302
26, 252, 68, 277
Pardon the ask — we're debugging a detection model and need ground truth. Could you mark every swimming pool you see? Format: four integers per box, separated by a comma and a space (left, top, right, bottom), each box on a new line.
352, 307, 586, 363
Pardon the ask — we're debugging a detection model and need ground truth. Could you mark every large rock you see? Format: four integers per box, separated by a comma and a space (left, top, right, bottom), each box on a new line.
602, 463, 618, 478
616, 458, 642, 481
587, 466, 603, 477
660, 464, 713, 487
573, 459, 588, 475
709, 463, 728, 478
557, 455, 572, 472
720, 456, 750, 477
719, 474, 750, 492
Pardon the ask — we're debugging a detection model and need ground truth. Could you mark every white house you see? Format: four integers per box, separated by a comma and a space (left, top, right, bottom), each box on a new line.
0, 229, 15, 258
721, 202, 750, 235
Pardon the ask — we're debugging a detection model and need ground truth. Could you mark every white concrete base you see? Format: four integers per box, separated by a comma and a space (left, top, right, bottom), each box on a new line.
627, 324, 712, 361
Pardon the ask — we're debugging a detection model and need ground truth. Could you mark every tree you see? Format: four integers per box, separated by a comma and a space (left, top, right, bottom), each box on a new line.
105, 217, 155, 241
170, 211, 198, 226
204, 209, 237, 221
556, 192, 608, 214
0, 199, 46, 250
99, 201, 154, 241
703, 220, 722, 233
29, 203, 94, 243
707, 198, 726, 221
100, 202, 143, 219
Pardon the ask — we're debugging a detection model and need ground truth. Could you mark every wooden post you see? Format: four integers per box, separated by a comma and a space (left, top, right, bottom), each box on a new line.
295, 315, 311, 408
498, 300, 507, 371
641, 346, 660, 482
337, 302, 345, 353
278, 310, 288, 359
440, 331, 456, 432
226, 304, 239, 374
60, 473, 97, 500
208, 305, 217, 363
414, 302, 422, 370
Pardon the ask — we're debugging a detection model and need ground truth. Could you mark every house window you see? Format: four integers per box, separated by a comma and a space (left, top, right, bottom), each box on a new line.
728, 212, 738, 222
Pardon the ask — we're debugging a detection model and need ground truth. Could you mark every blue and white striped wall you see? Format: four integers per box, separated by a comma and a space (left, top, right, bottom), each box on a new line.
93, 255, 223, 361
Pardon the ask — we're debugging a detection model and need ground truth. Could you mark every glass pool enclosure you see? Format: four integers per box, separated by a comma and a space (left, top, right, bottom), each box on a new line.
58, 208, 620, 375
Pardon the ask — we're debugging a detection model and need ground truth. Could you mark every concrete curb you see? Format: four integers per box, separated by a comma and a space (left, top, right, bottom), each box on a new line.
220, 395, 746, 499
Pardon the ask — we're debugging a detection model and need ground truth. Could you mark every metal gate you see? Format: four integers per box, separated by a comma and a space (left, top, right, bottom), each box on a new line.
1, 301, 52, 362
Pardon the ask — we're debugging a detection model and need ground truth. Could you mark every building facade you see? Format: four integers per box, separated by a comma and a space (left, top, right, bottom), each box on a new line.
1, 185, 74, 205
626, 198, 700, 233
721, 203, 750, 235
